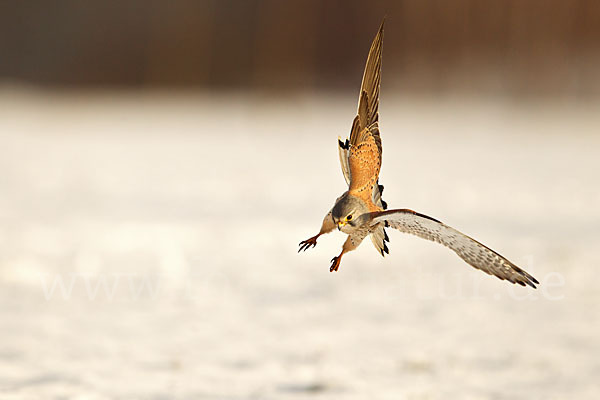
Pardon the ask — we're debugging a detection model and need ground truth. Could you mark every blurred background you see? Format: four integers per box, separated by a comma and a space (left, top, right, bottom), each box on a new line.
1, 1, 599, 399
2, 0, 600, 95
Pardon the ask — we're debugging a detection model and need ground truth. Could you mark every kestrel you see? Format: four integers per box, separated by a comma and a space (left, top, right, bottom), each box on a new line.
298, 20, 538, 288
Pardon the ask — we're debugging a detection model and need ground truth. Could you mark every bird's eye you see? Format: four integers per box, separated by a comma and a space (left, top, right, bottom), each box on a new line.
346, 215, 353, 221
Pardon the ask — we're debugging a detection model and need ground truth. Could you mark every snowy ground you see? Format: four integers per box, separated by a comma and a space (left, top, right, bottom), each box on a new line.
0, 88, 599, 399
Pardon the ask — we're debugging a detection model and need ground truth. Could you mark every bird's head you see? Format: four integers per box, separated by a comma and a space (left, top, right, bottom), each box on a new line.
332, 192, 369, 230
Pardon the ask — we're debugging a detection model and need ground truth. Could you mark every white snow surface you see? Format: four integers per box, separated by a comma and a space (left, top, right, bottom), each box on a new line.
0, 89, 599, 399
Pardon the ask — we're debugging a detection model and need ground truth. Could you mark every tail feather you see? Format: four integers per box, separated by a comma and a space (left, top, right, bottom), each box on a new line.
370, 223, 389, 257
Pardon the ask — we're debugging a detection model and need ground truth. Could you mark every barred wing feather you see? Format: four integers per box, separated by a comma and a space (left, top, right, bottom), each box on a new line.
370, 209, 539, 288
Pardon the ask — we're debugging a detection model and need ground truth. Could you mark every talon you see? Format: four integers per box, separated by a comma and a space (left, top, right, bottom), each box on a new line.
298, 234, 320, 253
329, 255, 342, 272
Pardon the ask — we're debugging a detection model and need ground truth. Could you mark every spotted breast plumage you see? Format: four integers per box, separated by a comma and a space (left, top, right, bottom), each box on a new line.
298, 19, 538, 289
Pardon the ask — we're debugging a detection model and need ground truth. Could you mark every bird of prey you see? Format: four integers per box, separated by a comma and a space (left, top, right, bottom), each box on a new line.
298, 20, 538, 288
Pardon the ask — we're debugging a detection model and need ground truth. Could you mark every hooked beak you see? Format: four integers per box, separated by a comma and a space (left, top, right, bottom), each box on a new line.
337, 221, 347, 231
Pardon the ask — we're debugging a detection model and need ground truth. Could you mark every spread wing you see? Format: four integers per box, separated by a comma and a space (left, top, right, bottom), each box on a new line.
370, 209, 539, 288
338, 20, 384, 197
356, 19, 384, 135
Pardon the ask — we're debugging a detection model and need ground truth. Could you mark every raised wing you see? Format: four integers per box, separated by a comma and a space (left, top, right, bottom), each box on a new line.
347, 20, 384, 195
370, 209, 539, 288
357, 19, 384, 131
